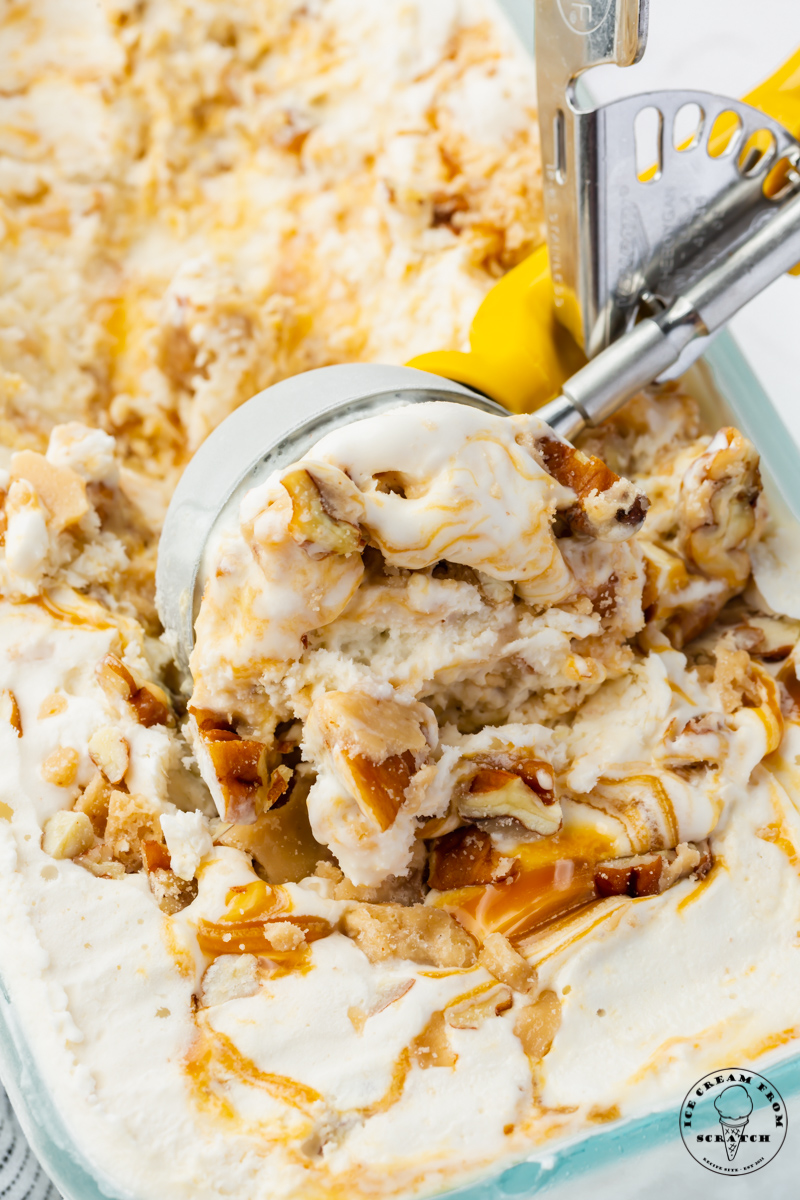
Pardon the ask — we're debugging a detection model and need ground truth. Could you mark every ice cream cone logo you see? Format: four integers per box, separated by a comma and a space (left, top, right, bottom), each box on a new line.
680, 1069, 787, 1175
714, 1085, 754, 1161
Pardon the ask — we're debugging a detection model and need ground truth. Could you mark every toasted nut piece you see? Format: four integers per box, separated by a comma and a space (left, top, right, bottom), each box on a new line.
42, 810, 95, 859
104, 790, 162, 871
459, 764, 560, 835
10, 450, 88, 533
307, 691, 433, 831
410, 1011, 457, 1069
74, 772, 112, 836
141, 839, 171, 872
40, 746, 79, 787
200, 954, 260, 1007
595, 842, 710, 898
533, 435, 648, 540
342, 903, 477, 968
595, 853, 663, 898
97, 654, 136, 702
38, 692, 67, 719
76, 851, 126, 880
344, 750, 416, 831
479, 932, 538, 995
428, 826, 517, 890
130, 681, 171, 727
97, 656, 171, 727
514, 990, 561, 1060
88, 726, 129, 784
148, 867, 198, 914
445, 985, 513, 1030
281, 467, 364, 556
0, 689, 22, 736
202, 728, 269, 823
311, 690, 432, 762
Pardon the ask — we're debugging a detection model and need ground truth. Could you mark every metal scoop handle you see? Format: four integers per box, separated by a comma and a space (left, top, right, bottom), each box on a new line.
538, 179, 800, 439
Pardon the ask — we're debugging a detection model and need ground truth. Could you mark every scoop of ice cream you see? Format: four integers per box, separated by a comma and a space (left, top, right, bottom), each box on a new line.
715, 1085, 753, 1121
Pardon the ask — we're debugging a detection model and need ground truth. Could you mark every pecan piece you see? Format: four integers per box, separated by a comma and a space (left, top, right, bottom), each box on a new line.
97, 655, 171, 727
306, 690, 433, 831
344, 749, 416, 832
281, 467, 364, 556
479, 931, 538, 995
534, 434, 648, 540
595, 853, 663, 898
42, 811, 95, 859
458, 759, 560, 835
595, 842, 711, 898
427, 825, 517, 891
88, 726, 129, 784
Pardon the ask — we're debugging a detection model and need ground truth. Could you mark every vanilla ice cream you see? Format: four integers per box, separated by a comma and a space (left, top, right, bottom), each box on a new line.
2, 1, 800, 1199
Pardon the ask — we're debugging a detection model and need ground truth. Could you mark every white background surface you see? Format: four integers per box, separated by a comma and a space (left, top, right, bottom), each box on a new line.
501, 0, 800, 446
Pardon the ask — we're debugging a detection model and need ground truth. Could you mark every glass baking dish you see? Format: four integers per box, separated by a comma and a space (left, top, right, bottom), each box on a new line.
1, 330, 799, 1200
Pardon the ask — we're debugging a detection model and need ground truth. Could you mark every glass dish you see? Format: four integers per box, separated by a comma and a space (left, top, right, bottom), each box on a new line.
1, 330, 799, 1200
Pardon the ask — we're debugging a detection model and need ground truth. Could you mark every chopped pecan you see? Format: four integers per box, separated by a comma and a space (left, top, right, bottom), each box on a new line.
458, 759, 560, 835
42, 810, 95, 859
148, 867, 198, 914
307, 691, 432, 831
345, 749, 416, 831
88, 726, 129, 784
595, 853, 663, 898
533, 434, 648, 540
594, 841, 710, 898
74, 772, 112, 836
281, 467, 364, 556
478, 931, 538, 995
195, 721, 289, 825
341, 903, 477, 968
97, 655, 171, 727
427, 825, 517, 891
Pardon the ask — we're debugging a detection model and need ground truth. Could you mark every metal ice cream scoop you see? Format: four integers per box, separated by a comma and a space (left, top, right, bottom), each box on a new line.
532, 0, 800, 438
157, 0, 800, 668
156, 365, 505, 673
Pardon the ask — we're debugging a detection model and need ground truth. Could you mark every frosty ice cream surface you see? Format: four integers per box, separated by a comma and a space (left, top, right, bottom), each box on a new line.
3, 0, 800, 1197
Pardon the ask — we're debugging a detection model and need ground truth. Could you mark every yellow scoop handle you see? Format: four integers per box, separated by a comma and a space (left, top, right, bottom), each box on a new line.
408, 48, 800, 412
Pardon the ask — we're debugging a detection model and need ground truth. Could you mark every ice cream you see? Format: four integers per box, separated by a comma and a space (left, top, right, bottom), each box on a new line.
2, 1, 800, 1199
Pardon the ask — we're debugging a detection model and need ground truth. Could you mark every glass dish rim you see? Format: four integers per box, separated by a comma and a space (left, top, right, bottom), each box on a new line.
1, 329, 799, 1200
